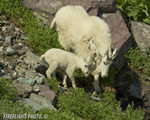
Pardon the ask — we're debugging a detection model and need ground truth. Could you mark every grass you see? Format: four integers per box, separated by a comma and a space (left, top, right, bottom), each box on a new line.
0, 0, 63, 55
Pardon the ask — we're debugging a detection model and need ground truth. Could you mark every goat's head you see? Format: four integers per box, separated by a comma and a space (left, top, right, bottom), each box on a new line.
98, 48, 117, 78
88, 38, 118, 78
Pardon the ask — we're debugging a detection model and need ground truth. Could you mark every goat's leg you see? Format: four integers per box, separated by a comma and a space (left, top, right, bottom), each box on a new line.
66, 69, 77, 88
62, 72, 68, 88
93, 74, 101, 94
46, 63, 57, 79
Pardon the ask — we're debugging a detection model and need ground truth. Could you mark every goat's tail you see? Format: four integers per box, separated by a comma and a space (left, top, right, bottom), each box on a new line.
50, 17, 56, 29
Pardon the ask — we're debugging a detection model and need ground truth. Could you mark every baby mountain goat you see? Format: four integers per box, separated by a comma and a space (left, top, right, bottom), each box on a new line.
40, 48, 91, 88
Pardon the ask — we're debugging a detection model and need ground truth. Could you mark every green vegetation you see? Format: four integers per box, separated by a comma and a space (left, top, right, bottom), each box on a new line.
39, 88, 145, 120
46, 78, 60, 93
125, 47, 150, 76
0, 0, 62, 54
74, 66, 118, 90
117, 0, 150, 25
0, 78, 32, 119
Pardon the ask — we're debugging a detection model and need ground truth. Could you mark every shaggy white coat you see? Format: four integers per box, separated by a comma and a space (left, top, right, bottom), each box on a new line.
40, 48, 90, 88
51, 6, 117, 93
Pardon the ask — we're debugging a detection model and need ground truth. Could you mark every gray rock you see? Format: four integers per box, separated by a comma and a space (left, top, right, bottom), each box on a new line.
25, 51, 41, 68
0, 46, 3, 53
15, 27, 20, 31
0, 41, 3, 46
35, 76, 44, 84
128, 82, 150, 99
0, 20, 9, 25
6, 46, 17, 55
0, 75, 12, 80
22, 0, 116, 25
5, 36, 12, 46
29, 93, 56, 111
0, 35, 3, 41
13, 80, 33, 97
23, 98, 46, 112
102, 11, 132, 70
21, 34, 28, 40
35, 60, 49, 76
0, 67, 4, 76
12, 72, 17, 78
17, 77, 36, 86
17, 47, 27, 55
34, 84, 56, 102
2, 26, 9, 32
131, 21, 150, 52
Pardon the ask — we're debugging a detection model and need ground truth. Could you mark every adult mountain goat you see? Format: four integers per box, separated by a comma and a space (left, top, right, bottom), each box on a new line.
51, 6, 118, 93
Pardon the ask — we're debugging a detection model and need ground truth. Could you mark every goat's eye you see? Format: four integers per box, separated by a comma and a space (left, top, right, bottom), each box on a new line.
103, 62, 107, 65
85, 65, 87, 67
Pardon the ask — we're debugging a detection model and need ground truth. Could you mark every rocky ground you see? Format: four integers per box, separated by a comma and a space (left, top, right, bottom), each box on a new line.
0, 14, 56, 112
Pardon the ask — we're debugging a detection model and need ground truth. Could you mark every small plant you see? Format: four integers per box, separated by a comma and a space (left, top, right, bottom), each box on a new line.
0, 79, 17, 100
46, 78, 60, 93
0, 0, 63, 54
57, 88, 144, 120
39, 109, 79, 120
0, 78, 32, 119
101, 66, 118, 86
125, 47, 150, 75
74, 66, 118, 90
117, 0, 150, 25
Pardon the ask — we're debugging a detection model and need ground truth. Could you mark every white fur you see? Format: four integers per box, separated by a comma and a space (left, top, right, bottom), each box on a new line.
51, 6, 117, 93
40, 48, 90, 88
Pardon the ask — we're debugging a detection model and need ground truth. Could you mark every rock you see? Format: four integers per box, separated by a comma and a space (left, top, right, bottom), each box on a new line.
13, 44, 23, 50
34, 84, 56, 102
0, 35, 3, 41
13, 80, 33, 97
0, 20, 9, 25
128, 82, 150, 99
0, 75, 12, 80
17, 47, 28, 55
0, 46, 3, 53
2, 26, 9, 32
5, 36, 13, 46
24, 51, 41, 68
6, 46, 17, 55
23, 98, 46, 112
29, 93, 56, 111
0, 41, 3, 46
102, 11, 132, 70
12, 72, 17, 78
17, 77, 36, 86
22, 0, 116, 25
0, 67, 4, 76
21, 34, 28, 40
17, 74, 44, 85
115, 68, 138, 96
93, 0, 117, 13
35, 60, 49, 76
131, 21, 150, 52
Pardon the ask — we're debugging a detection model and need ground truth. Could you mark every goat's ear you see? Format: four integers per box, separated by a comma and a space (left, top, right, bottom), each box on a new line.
112, 48, 118, 60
